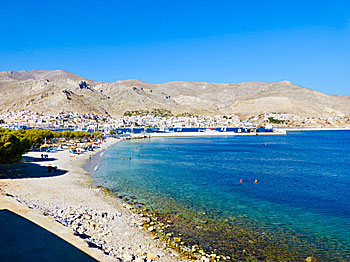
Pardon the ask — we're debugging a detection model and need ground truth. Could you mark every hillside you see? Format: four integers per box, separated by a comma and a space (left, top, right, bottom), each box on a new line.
0, 70, 349, 118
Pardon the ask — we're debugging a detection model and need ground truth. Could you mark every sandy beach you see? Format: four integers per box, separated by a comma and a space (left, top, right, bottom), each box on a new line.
0, 138, 181, 262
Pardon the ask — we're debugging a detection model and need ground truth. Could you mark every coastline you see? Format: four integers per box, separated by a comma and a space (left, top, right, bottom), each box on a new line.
130, 130, 286, 139
0, 138, 181, 261
2, 129, 349, 261
85, 132, 350, 261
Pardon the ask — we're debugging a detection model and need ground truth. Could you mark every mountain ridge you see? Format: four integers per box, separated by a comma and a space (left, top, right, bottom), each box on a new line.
0, 70, 349, 118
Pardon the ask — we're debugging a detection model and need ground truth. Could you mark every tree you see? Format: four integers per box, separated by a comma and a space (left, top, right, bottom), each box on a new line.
53, 130, 91, 140
24, 129, 54, 146
93, 131, 103, 139
0, 128, 31, 164
0, 128, 93, 165
71, 131, 91, 140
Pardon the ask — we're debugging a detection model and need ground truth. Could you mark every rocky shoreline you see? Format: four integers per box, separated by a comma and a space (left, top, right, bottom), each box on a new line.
10, 196, 178, 261
4, 192, 231, 262
1, 136, 239, 262
81, 138, 327, 262
0, 139, 182, 262
1, 137, 326, 262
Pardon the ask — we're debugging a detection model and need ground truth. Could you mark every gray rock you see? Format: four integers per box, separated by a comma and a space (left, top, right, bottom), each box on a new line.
124, 253, 135, 262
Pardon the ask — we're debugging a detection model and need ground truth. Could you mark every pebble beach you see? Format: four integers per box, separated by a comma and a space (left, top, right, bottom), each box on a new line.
0, 138, 182, 262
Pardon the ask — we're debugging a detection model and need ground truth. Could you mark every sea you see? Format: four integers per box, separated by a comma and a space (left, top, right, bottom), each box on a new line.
85, 131, 350, 261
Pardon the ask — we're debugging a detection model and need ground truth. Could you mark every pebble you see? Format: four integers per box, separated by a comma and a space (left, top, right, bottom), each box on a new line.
173, 237, 181, 243
146, 253, 158, 260
124, 254, 135, 261
13, 198, 176, 261
306, 257, 318, 262
135, 257, 145, 262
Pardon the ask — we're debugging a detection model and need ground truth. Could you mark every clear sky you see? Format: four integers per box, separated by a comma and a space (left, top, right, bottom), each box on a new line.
0, 0, 349, 94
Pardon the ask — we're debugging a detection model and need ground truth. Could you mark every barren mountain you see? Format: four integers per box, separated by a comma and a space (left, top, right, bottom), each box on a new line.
0, 70, 349, 118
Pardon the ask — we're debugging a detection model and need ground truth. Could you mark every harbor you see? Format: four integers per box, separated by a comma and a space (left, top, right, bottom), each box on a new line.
115, 126, 287, 138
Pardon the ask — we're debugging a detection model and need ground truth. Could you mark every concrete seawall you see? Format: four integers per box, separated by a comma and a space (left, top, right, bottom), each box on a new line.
131, 130, 286, 138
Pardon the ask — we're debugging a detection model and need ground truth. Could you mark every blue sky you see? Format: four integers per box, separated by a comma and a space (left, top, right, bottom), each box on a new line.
0, 0, 349, 94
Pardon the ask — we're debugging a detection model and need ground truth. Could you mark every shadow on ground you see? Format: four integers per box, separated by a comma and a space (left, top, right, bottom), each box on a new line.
0, 160, 67, 179
0, 209, 97, 262
22, 155, 58, 163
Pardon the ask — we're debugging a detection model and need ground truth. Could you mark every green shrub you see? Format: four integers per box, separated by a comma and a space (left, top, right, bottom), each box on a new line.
0, 128, 31, 164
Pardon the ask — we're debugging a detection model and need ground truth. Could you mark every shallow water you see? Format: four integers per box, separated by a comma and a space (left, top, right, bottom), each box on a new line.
88, 131, 350, 261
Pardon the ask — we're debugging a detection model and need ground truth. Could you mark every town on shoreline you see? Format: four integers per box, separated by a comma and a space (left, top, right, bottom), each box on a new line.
1, 110, 349, 134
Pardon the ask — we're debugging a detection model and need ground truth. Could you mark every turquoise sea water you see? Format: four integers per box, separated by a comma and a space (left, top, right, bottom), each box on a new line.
87, 131, 350, 261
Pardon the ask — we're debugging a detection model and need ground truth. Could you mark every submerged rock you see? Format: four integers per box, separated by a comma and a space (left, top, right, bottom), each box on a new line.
173, 237, 181, 243
306, 257, 317, 262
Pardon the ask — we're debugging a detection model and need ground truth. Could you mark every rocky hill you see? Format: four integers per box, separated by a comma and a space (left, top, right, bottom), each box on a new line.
0, 70, 349, 118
